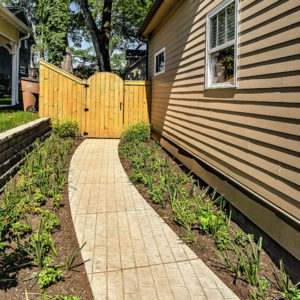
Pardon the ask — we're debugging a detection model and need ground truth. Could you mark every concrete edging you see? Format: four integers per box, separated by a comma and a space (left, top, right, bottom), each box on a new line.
0, 117, 51, 191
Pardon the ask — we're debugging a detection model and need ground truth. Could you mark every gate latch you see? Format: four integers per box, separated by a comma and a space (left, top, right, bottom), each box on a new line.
84, 108, 89, 112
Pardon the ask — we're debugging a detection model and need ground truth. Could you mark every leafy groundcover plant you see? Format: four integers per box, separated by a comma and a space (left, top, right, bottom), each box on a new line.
0, 121, 88, 300
119, 122, 300, 300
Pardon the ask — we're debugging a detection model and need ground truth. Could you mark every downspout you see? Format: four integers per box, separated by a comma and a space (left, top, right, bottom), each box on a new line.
15, 33, 30, 105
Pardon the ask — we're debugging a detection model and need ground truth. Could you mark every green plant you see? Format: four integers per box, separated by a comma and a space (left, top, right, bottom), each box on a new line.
24, 219, 58, 269
249, 278, 269, 300
38, 267, 63, 289
215, 225, 231, 250
215, 241, 243, 278
241, 236, 262, 286
64, 242, 86, 271
120, 121, 150, 146
42, 211, 60, 233
33, 188, 47, 207
52, 119, 81, 138
233, 230, 248, 248
148, 186, 164, 206
272, 260, 300, 300
171, 193, 196, 243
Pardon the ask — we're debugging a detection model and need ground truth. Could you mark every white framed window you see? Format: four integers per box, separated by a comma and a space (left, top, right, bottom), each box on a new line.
20, 66, 26, 75
154, 47, 165, 76
205, 0, 238, 89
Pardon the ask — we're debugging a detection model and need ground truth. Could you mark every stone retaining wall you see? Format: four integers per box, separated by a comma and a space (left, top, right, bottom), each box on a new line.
0, 118, 51, 191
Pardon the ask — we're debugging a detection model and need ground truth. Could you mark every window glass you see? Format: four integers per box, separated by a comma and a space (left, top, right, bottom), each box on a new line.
155, 48, 165, 75
210, 15, 217, 48
227, 3, 235, 41
218, 9, 226, 46
210, 1, 235, 49
206, 0, 237, 88
0, 45, 12, 105
211, 45, 234, 84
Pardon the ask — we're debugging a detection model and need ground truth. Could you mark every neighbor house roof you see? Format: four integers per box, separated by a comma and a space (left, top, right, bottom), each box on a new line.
138, 0, 180, 39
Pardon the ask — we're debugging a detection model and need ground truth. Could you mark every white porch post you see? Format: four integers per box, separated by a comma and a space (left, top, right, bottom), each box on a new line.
11, 43, 18, 106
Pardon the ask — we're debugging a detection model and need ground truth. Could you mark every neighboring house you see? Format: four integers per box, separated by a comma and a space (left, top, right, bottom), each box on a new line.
139, 0, 300, 278
124, 49, 147, 80
0, 4, 33, 105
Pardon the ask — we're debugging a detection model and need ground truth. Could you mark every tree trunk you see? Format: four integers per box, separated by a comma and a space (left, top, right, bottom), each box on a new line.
77, 0, 112, 72
101, 0, 112, 71
61, 44, 73, 74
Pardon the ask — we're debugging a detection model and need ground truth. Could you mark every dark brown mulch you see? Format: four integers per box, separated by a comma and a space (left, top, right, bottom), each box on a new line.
0, 138, 94, 300
119, 140, 282, 300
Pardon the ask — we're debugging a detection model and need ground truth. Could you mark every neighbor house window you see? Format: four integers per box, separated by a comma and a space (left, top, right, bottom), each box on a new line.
154, 47, 165, 76
205, 0, 238, 89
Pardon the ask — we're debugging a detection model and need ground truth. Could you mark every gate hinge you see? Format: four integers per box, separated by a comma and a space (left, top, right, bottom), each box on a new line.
83, 132, 88, 136
84, 108, 89, 112
84, 84, 89, 88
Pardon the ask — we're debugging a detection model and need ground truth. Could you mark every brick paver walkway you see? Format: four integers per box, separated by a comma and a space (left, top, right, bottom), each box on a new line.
68, 139, 239, 300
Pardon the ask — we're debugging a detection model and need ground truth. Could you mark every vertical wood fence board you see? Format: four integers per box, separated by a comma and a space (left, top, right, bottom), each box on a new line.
39, 65, 45, 117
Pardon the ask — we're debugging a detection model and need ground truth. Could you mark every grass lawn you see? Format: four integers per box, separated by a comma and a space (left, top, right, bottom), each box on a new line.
0, 109, 39, 133
0, 96, 12, 106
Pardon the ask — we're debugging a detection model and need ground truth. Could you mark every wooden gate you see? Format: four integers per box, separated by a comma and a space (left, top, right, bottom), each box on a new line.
85, 72, 124, 138
39, 60, 151, 138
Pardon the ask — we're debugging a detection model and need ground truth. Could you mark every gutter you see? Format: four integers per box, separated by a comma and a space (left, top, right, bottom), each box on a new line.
153, 128, 300, 228
137, 0, 164, 38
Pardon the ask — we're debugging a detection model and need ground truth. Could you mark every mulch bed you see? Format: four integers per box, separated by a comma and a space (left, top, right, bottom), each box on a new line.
0, 138, 94, 300
119, 140, 282, 300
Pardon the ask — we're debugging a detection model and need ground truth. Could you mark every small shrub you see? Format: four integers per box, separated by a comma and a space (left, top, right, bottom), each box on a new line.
120, 121, 150, 146
51, 119, 81, 138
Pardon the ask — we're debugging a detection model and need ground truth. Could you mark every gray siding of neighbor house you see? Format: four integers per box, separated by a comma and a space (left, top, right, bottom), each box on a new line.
0, 41, 31, 77
0, 47, 12, 74
124, 57, 147, 80
148, 0, 300, 262
19, 39, 31, 77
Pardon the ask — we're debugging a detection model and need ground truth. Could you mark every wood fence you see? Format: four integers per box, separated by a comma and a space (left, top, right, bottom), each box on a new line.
39, 60, 151, 138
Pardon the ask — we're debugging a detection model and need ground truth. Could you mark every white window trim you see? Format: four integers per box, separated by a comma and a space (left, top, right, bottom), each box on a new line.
205, 0, 239, 89
154, 47, 166, 76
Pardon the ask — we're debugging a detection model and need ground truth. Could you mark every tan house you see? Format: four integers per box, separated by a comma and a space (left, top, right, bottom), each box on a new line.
139, 0, 300, 278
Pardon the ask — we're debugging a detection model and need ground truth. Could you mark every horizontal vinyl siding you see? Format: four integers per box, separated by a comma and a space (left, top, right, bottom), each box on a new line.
148, 0, 300, 221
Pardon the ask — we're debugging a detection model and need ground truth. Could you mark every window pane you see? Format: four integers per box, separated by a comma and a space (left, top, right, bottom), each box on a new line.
155, 50, 165, 74
210, 15, 217, 48
217, 9, 226, 46
211, 45, 234, 84
226, 2, 235, 42
156, 55, 159, 73
210, 1, 235, 49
